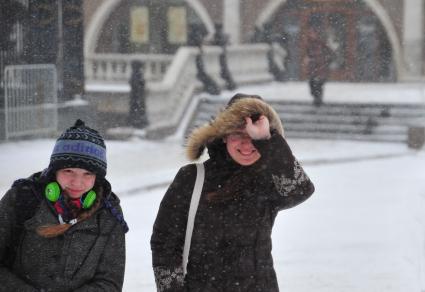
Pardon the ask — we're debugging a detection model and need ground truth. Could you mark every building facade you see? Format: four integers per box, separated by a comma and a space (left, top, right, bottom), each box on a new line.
1, 0, 424, 139
1, 0, 424, 103
83, 0, 424, 82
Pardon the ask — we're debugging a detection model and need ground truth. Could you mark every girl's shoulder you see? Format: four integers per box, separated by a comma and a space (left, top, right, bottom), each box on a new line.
174, 163, 199, 181
6, 174, 44, 221
180, 162, 198, 171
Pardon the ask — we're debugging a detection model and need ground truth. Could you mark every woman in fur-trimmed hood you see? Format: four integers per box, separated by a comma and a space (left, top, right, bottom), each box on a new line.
151, 94, 315, 292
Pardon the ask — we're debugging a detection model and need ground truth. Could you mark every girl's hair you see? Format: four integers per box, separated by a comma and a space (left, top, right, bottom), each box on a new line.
36, 182, 104, 238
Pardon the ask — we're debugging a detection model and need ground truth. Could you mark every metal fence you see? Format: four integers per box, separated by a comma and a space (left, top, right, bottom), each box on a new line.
3, 64, 58, 140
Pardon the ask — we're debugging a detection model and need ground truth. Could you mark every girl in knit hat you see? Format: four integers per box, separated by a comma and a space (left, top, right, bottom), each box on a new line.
151, 94, 315, 292
0, 119, 128, 291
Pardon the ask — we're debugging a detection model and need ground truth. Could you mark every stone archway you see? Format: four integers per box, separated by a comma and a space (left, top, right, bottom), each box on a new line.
84, 0, 215, 55
84, 0, 120, 55
256, 0, 403, 80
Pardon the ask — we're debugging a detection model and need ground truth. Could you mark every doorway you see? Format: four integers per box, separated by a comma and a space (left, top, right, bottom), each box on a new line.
263, 0, 394, 82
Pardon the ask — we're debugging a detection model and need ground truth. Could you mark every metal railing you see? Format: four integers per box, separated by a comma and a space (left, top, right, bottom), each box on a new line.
3, 64, 58, 140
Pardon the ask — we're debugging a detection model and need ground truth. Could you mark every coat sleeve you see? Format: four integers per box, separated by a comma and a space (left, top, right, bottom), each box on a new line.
73, 214, 126, 292
0, 189, 39, 292
252, 132, 315, 211
150, 165, 196, 292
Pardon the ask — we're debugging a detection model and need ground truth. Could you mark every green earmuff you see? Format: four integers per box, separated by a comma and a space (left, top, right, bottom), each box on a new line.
82, 190, 96, 209
45, 182, 61, 202
45, 182, 97, 209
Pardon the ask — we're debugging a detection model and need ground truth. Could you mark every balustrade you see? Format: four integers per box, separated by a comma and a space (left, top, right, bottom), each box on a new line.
84, 44, 273, 137
85, 54, 173, 83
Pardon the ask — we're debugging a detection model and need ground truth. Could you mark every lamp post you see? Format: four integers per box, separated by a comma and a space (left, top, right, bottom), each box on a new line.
57, 0, 64, 100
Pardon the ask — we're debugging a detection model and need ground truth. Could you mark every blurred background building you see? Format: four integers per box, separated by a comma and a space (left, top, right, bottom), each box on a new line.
82, 0, 424, 82
0, 0, 424, 140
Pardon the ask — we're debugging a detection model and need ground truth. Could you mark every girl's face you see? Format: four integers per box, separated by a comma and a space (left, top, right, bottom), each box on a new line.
224, 131, 261, 166
56, 168, 96, 199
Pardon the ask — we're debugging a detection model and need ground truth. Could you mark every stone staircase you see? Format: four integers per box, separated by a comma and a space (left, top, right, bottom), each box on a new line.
185, 97, 425, 143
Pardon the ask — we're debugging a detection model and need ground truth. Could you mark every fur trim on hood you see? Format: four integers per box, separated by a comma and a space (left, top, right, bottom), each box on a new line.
186, 97, 284, 160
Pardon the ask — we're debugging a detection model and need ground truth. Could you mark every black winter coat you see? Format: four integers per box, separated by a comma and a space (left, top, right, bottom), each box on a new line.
0, 173, 126, 292
151, 134, 314, 292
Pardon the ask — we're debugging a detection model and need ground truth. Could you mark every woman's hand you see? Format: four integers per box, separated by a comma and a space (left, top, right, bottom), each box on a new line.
245, 115, 271, 140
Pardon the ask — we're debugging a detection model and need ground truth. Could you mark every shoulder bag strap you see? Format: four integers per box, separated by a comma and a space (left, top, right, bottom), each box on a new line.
182, 162, 205, 275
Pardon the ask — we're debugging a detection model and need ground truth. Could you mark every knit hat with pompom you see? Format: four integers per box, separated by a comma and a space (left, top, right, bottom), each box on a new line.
49, 119, 107, 177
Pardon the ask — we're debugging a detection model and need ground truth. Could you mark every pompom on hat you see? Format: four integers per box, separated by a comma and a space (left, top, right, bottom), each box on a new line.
48, 119, 107, 177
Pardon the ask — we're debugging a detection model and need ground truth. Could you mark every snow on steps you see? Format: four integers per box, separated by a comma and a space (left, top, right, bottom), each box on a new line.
185, 97, 425, 143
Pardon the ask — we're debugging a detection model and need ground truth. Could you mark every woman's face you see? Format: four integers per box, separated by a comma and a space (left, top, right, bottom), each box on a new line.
56, 168, 96, 199
224, 131, 261, 166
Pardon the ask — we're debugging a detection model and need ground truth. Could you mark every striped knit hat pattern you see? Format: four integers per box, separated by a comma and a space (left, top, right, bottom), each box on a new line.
49, 119, 107, 177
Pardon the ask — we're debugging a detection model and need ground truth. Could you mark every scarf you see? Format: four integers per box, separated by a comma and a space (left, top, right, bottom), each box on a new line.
53, 195, 82, 223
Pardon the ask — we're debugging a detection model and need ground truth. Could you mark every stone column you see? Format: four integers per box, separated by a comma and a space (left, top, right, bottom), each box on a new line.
403, 0, 424, 78
27, 0, 58, 64
223, 0, 240, 44
62, 0, 85, 101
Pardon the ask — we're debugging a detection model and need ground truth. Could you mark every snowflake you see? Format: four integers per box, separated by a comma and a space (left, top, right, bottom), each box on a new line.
272, 159, 310, 196
153, 266, 184, 291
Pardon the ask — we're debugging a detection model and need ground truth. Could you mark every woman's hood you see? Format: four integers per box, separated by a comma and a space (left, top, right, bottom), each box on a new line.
186, 97, 284, 160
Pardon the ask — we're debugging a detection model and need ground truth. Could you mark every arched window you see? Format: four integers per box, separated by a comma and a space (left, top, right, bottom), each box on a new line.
96, 0, 206, 54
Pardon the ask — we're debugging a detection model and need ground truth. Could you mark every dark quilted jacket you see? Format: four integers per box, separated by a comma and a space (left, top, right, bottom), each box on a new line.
0, 173, 126, 292
151, 134, 315, 292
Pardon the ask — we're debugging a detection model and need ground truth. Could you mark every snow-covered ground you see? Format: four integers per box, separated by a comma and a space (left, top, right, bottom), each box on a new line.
1, 82, 425, 291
